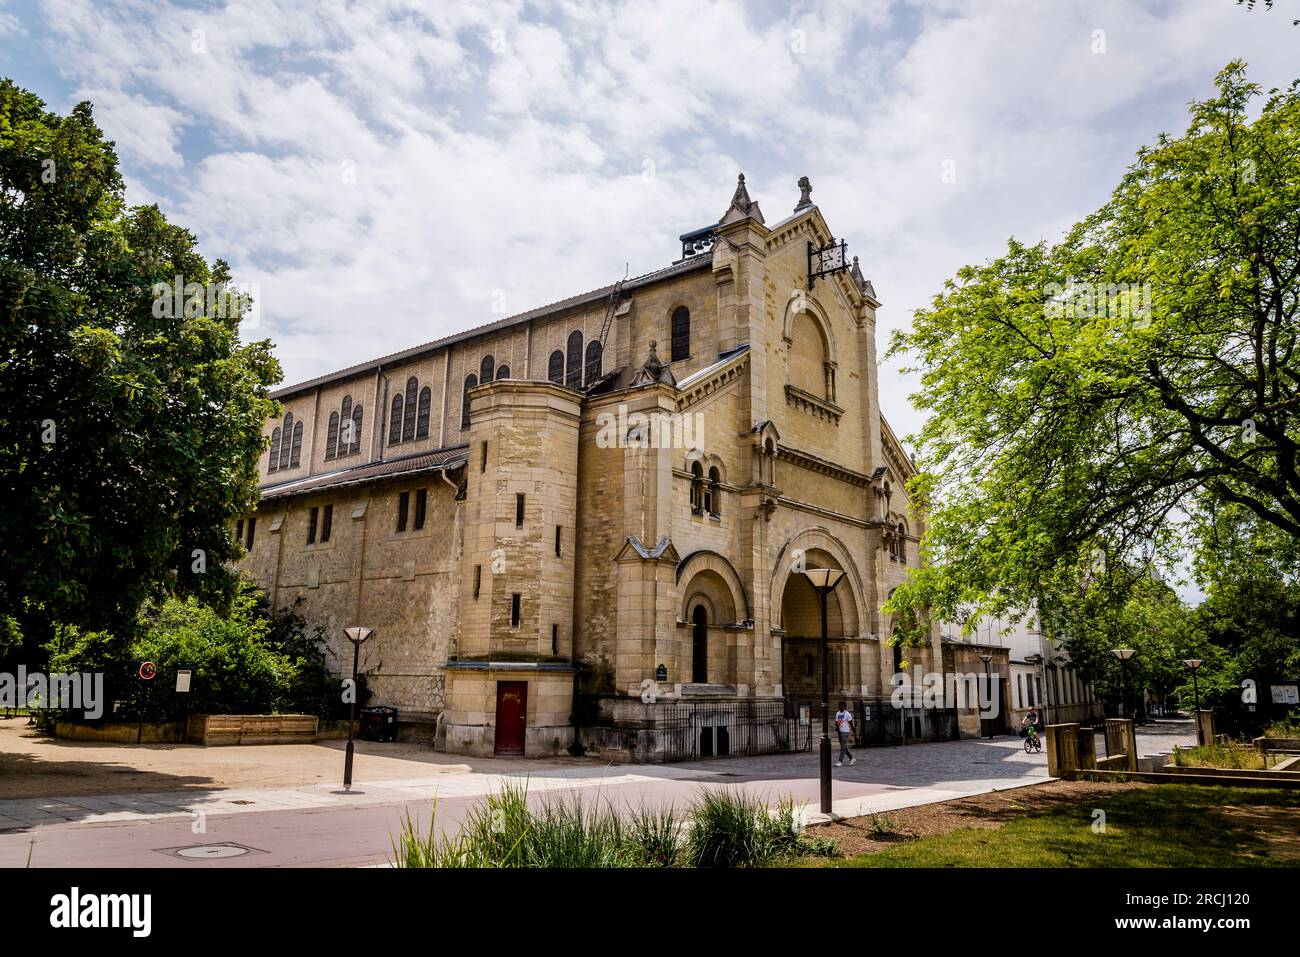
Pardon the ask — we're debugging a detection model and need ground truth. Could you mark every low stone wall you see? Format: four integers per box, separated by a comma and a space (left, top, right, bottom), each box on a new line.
186, 714, 319, 746
1256, 735, 1300, 753
54, 721, 184, 744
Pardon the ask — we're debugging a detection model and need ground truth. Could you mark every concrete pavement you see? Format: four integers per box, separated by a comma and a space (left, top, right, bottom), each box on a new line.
0, 723, 1196, 867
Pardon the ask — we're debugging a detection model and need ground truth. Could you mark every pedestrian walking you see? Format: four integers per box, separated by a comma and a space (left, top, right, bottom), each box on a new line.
834, 700, 856, 767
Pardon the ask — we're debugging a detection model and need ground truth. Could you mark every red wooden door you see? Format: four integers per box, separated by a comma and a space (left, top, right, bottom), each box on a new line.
494, 681, 527, 755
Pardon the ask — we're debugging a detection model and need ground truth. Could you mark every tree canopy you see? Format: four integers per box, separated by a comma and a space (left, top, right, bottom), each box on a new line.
0, 80, 281, 654
886, 62, 1300, 654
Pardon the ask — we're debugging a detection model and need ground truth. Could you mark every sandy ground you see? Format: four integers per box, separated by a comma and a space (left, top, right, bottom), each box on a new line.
0, 719, 587, 799
811, 779, 1300, 861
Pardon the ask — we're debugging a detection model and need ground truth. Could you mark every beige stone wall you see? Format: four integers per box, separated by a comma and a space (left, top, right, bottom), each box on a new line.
238, 192, 937, 760
237, 475, 463, 717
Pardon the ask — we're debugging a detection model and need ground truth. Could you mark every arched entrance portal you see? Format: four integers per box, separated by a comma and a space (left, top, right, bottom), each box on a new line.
778, 549, 861, 700
692, 605, 708, 683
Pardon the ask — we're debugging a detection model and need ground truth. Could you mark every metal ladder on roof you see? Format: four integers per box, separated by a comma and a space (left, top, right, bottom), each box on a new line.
590, 265, 628, 386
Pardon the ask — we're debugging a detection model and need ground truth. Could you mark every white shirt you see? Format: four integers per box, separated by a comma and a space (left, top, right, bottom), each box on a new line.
835, 710, 852, 733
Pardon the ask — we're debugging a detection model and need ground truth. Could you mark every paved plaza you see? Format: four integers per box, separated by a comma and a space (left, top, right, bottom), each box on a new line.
0, 721, 1195, 867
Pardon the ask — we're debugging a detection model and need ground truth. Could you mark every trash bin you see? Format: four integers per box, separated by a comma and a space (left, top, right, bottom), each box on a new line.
360, 706, 398, 742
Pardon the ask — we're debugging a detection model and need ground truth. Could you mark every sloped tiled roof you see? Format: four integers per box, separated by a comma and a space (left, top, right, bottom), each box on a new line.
270, 255, 713, 400
259, 445, 469, 500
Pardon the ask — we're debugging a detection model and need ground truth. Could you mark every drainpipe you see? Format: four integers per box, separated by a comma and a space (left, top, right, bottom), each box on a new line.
376, 366, 389, 462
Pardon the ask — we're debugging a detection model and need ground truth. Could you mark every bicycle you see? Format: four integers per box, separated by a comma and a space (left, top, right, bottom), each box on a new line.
1022, 724, 1042, 753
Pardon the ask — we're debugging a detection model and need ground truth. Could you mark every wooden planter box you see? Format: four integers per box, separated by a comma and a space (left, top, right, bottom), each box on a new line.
186, 714, 319, 746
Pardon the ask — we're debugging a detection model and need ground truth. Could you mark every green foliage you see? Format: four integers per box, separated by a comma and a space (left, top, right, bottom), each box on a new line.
0, 79, 282, 653
46, 578, 356, 721
885, 62, 1300, 643
1264, 713, 1300, 738
627, 804, 684, 867
391, 785, 834, 869
1171, 743, 1276, 770
685, 788, 817, 868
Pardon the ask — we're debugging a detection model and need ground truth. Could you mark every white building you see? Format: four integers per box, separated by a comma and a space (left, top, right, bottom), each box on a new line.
943, 609, 1100, 727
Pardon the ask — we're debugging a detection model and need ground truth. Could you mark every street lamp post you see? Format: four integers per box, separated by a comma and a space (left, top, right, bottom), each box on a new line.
977, 651, 994, 738
1183, 658, 1204, 744
342, 626, 374, 791
801, 567, 845, 815
1111, 648, 1136, 721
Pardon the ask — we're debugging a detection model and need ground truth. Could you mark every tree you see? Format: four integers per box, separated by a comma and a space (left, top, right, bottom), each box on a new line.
48, 579, 363, 721
0, 80, 281, 653
885, 62, 1300, 640
1037, 560, 1203, 710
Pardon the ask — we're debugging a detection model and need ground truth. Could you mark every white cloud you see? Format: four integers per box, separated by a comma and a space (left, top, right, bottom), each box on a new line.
16, 0, 1299, 448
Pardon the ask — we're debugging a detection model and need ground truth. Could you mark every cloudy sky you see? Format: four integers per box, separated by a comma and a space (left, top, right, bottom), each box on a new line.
2, 0, 1297, 443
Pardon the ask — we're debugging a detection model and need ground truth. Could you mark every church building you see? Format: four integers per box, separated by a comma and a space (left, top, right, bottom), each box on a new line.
237, 174, 959, 759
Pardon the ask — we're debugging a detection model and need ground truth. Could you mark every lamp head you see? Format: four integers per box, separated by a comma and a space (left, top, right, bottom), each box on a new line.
344, 626, 374, 644
1111, 648, 1136, 662
1182, 658, 1203, 671
800, 567, 846, 592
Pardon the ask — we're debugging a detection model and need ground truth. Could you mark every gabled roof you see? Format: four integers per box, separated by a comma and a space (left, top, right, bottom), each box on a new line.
259, 445, 469, 501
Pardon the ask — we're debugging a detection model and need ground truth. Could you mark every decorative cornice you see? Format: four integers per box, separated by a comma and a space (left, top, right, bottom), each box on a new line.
777, 445, 871, 487
784, 383, 843, 425
675, 352, 748, 411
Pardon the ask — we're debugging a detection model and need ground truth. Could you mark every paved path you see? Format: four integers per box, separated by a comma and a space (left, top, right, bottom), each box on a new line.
0, 724, 1195, 867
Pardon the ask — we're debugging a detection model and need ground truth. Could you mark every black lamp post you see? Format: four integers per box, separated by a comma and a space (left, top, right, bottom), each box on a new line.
801, 567, 845, 815
1111, 648, 1135, 721
977, 651, 994, 738
1183, 658, 1203, 744
343, 626, 374, 791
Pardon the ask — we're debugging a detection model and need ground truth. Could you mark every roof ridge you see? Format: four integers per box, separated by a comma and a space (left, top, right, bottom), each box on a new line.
270, 256, 711, 400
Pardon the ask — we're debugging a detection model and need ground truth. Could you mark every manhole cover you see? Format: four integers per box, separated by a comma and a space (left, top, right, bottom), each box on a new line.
177, 844, 248, 859
156, 842, 266, 861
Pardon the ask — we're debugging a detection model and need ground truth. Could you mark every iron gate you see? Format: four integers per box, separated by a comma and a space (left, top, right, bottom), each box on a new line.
787, 697, 959, 747
659, 700, 809, 762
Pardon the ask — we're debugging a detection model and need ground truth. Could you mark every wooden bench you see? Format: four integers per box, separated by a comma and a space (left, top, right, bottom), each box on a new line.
186, 714, 319, 746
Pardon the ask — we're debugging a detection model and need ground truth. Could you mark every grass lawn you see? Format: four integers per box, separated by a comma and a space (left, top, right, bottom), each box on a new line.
807, 784, 1300, 868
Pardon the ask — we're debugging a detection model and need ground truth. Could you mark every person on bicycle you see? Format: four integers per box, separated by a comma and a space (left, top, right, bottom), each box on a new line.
1021, 707, 1041, 749
1024, 706, 1040, 732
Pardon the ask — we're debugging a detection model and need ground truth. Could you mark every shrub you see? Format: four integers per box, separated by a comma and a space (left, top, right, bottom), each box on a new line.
626, 804, 683, 867
393, 784, 835, 868
1171, 742, 1273, 770
45, 578, 361, 721
1264, 713, 1300, 739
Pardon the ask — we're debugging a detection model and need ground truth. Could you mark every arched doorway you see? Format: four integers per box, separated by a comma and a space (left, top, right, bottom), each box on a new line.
692, 605, 708, 683
777, 548, 860, 701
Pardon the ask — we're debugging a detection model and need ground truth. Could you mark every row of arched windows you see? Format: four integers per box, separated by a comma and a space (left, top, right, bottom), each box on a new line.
546, 331, 602, 392
389, 377, 433, 446
460, 355, 511, 431
689, 461, 722, 518
325, 395, 363, 460
267, 412, 303, 473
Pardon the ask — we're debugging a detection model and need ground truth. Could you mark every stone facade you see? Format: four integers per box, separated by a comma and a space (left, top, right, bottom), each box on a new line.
237, 175, 966, 760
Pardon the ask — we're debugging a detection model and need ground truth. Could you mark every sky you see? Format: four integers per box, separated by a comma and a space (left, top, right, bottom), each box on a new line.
2, 0, 1297, 450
